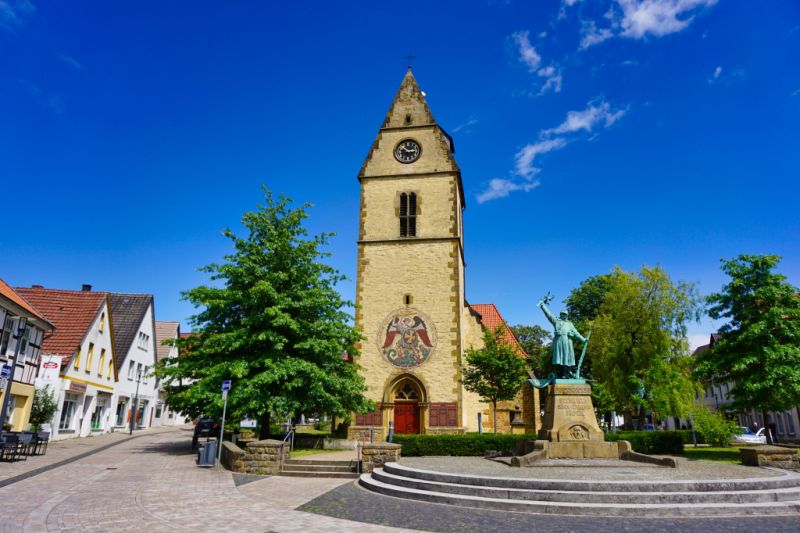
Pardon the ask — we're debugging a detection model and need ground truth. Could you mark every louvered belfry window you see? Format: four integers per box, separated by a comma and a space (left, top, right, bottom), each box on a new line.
399, 192, 417, 237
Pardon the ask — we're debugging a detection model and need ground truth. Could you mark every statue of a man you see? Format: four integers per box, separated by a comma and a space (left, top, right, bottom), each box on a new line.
538, 296, 588, 379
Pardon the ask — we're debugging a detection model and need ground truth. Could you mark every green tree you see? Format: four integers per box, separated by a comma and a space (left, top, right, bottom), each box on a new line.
694, 254, 800, 444
158, 187, 373, 439
462, 326, 529, 433
29, 385, 59, 430
510, 324, 552, 378
565, 274, 613, 327
690, 404, 738, 447
579, 266, 700, 429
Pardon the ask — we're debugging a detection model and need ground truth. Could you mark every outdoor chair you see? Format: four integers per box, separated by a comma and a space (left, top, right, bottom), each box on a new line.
34, 431, 50, 455
17, 432, 33, 459
0, 434, 22, 462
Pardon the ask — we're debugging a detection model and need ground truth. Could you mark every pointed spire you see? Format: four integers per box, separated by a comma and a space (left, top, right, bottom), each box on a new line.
381, 69, 436, 129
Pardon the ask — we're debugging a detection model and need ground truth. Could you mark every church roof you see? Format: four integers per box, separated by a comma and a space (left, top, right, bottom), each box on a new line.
381, 68, 438, 129
469, 303, 528, 357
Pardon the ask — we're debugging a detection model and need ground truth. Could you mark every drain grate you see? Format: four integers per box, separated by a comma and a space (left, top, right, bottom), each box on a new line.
106, 467, 118, 470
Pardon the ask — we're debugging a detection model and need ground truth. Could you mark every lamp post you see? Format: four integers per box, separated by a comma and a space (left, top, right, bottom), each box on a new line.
0, 317, 27, 431
129, 368, 142, 436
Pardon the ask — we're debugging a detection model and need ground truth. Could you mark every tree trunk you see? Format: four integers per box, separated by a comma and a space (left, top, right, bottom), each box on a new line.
637, 405, 646, 430
762, 410, 773, 444
493, 400, 498, 434
259, 411, 271, 440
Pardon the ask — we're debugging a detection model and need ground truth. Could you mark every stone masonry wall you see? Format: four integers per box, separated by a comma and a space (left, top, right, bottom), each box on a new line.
361, 442, 402, 473
221, 439, 285, 475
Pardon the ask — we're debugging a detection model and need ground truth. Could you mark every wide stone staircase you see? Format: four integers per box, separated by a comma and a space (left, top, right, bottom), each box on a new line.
359, 462, 800, 517
279, 458, 359, 479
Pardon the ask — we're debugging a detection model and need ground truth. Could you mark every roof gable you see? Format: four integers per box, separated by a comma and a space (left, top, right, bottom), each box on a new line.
154, 320, 180, 362
14, 287, 107, 362
109, 293, 153, 365
0, 279, 54, 330
469, 303, 527, 357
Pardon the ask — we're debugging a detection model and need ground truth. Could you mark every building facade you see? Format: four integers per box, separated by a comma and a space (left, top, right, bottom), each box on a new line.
109, 293, 158, 431
0, 279, 55, 431
152, 320, 186, 426
349, 70, 538, 439
17, 285, 118, 440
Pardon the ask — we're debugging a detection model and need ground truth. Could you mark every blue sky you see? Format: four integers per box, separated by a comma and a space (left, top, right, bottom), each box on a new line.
1, 1, 798, 348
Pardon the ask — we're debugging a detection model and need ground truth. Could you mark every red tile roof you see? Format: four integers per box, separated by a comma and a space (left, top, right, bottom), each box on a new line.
14, 287, 107, 363
0, 279, 54, 329
469, 303, 527, 357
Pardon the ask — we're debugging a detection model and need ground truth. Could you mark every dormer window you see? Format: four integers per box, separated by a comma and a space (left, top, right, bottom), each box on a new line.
399, 192, 417, 237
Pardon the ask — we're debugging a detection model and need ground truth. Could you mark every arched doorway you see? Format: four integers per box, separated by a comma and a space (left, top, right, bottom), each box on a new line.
393, 380, 421, 434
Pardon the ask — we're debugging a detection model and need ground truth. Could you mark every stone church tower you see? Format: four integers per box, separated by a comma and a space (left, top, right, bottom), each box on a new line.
350, 70, 539, 438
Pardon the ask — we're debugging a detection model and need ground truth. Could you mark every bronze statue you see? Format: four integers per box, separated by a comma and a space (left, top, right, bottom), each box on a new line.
538, 293, 589, 379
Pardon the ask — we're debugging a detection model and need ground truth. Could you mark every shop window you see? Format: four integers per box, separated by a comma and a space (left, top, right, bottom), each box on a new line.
59, 395, 77, 430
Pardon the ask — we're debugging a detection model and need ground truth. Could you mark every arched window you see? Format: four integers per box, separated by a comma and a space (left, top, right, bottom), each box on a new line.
395, 382, 420, 401
399, 192, 417, 237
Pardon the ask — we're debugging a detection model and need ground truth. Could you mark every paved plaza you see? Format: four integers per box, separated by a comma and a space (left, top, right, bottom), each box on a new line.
1, 426, 799, 532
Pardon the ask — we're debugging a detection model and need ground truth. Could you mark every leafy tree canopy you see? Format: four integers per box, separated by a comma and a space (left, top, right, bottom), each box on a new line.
575, 265, 700, 426
462, 326, 529, 433
157, 187, 372, 436
510, 324, 552, 378
694, 254, 800, 415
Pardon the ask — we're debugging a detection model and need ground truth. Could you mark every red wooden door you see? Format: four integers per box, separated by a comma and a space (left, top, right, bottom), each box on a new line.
395, 403, 420, 434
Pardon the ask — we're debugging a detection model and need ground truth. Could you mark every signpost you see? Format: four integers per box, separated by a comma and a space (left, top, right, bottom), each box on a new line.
217, 380, 231, 467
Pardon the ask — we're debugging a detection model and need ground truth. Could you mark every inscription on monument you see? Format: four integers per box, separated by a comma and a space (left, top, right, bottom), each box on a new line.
556, 396, 592, 417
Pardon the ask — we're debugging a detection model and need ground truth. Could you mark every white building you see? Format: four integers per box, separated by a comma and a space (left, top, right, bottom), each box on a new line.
18, 285, 118, 440
109, 293, 158, 431
151, 320, 187, 426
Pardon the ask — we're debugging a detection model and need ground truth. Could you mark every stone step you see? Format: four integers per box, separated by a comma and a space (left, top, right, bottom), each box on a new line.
383, 463, 800, 493
282, 463, 356, 473
279, 470, 359, 479
284, 459, 358, 467
359, 473, 800, 517
372, 468, 800, 505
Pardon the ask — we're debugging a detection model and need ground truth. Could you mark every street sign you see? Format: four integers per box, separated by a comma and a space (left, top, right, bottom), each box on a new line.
0, 364, 11, 379
221, 379, 231, 391
222, 389, 228, 400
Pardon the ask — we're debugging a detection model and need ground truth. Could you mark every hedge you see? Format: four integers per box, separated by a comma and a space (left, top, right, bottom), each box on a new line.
604, 430, 684, 454
392, 433, 534, 457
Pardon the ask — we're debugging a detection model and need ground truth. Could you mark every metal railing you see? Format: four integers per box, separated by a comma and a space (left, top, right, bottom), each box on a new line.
281, 426, 295, 464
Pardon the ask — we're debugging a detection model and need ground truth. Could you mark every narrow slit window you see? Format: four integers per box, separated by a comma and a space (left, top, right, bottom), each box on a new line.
399, 192, 417, 237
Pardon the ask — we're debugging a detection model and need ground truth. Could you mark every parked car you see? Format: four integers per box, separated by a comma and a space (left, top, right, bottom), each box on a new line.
732, 426, 766, 445
192, 418, 221, 448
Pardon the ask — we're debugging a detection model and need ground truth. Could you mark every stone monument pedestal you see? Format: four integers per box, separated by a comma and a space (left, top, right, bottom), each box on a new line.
511, 381, 675, 467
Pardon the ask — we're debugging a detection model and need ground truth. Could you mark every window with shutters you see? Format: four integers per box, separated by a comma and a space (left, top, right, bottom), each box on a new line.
355, 404, 383, 426
399, 192, 417, 237
429, 403, 458, 427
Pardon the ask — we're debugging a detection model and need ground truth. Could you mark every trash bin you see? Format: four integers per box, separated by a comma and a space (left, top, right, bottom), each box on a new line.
197, 439, 217, 467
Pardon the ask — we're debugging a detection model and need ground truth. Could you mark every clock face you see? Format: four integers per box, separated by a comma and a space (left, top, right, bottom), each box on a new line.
394, 139, 421, 164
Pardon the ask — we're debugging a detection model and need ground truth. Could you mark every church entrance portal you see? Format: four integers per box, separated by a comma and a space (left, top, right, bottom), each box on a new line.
394, 381, 421, 434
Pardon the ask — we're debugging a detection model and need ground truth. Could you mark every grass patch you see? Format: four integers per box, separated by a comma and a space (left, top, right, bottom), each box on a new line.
680, 446, 744, 464
289, 448, 347, 458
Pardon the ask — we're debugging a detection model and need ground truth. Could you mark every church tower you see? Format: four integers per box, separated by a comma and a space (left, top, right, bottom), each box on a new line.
351, 69, 477, 438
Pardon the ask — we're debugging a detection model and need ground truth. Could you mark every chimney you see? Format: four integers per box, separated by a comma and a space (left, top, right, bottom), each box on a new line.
81, 284, 92, 292
31, 284, 44, 289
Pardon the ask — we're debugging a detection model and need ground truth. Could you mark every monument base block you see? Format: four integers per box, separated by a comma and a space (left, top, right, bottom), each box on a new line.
510, 382, 676, 467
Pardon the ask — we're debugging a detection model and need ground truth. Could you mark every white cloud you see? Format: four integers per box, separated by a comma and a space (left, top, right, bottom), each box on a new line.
688, 334, 710, 351
58, 52, 83, 70
512, 30, 541, 72
477, 178, 541, 204
452, 117, 478, 133
514, 137, 568, 178
477, 99, 628, 203
0, 0, 34, 31
579, 0, 718, 48
542, 101, 628, 136
512, 30, 563, 94
713, 65, 722, 79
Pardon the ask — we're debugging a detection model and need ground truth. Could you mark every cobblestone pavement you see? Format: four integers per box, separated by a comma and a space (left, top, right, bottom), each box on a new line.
399, 455, 785, 480
299, 481, 800, 532
0, 426, 178, 484
0, 426, 411, 532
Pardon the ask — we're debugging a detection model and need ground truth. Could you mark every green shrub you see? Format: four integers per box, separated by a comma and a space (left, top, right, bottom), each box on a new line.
393, 433, 534, 457
690, 405, 738, 447
604, 430, 684, 454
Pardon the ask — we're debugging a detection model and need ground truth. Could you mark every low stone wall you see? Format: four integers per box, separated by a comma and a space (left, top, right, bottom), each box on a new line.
361, 442, 401, 473
741, 445, 799, 468
220, 441, 246, 471
221, 439, 286, 475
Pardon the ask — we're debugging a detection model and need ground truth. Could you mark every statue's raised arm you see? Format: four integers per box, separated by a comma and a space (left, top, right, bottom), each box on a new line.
538, 300, 557, 326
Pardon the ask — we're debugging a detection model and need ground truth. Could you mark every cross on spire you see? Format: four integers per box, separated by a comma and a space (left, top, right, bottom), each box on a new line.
404, 54, 416, 70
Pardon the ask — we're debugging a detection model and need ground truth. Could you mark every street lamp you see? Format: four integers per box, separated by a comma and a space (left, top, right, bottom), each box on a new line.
129, 367, 142, 436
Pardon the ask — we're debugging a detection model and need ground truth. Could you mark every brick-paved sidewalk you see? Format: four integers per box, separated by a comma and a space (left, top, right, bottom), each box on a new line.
0, 425, 186, 484
0, 425, 413, 532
